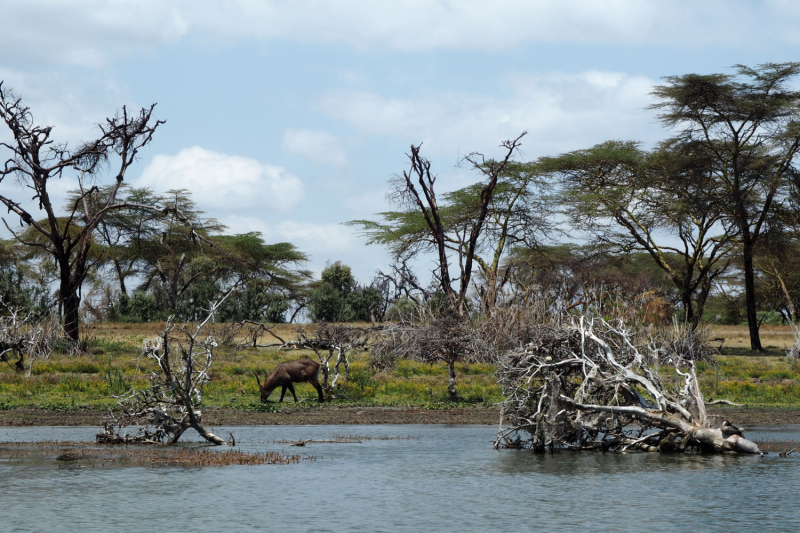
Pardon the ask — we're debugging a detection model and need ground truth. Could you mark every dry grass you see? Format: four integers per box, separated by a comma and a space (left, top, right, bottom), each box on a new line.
710, 324, 796, 351
86, 321, 377, 344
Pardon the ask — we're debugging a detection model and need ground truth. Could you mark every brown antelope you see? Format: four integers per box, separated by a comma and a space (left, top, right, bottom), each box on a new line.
253, 359, 324, 403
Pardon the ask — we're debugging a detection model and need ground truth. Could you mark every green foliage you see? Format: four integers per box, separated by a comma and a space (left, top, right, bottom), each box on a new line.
3, 325, 799, 412
108, 292, 164, 322
308, 262, 383, 322
94, 212, 311, 324
0, 239, 52, 316
217, 288, 289, 323
757, 311, 785, 326
545, 139, 734, 326
103, 367, 129, 395
320, 261, 356, 292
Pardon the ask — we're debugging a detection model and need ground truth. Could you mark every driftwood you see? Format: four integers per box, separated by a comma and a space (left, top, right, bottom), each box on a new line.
96, 422, 164, 445
495, 317, 763, 454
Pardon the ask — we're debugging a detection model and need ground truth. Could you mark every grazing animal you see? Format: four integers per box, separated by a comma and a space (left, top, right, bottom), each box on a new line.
253, 359, 324, 403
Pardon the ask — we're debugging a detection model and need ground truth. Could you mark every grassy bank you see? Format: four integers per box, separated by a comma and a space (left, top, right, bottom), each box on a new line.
1, 323, 799, 412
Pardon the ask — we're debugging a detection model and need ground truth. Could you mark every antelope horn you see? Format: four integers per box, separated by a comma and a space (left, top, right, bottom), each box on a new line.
252, 370, 264, 390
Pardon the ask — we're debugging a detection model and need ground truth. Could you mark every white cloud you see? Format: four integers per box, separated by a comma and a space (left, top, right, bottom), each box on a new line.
282, 128, 348, 167
0, 1, 189, 67
340, 188, 390, 216
185, 0, 794, 51
319, 70, 660, 158
274, 221, 364, 277
217, 216, 362, 276
4, 1, 799, 68
275, 221, 353, 252
219, 215, 274, 240
134, 147, 304, 212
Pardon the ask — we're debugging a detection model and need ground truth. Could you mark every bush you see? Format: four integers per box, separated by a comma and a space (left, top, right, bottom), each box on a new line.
107, 292, 163, 322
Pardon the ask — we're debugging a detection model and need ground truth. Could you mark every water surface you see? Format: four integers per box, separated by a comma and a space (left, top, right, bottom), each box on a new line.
1, 424, 798, 532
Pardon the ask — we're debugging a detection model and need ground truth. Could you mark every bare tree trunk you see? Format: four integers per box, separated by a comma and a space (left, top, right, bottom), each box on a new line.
742, 242, 764, 351
61, 282, 81, 343
189, 414, 225, 445
447, 359, 457, 400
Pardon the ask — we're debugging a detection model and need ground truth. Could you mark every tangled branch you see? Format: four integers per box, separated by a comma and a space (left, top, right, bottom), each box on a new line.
99, 293, 235, 446
495, 316, 762, 454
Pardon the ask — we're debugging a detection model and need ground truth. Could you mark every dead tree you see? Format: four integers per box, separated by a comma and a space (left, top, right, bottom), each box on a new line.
0, 83, 171, 342
391, 134, 527, 316
787, 321, 800, 362
0, 84, 211, 344
371, 311, 492, 399
213, 319, 287, 349
0, 307, 57, 374
100, 294, 234, 446
494, 317, 763, 454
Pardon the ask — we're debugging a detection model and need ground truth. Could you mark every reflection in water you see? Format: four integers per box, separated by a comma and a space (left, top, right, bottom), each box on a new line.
1, 424, 799, 532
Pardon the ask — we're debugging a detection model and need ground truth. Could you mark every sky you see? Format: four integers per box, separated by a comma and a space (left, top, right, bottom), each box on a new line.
2, 0, 800, 283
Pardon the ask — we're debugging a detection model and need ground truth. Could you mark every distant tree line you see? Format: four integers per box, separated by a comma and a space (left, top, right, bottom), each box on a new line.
3, 63, 800, 352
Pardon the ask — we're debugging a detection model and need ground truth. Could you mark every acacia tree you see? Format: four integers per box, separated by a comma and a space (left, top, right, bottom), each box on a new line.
134, 190, 225, 315
90, 188, 311, 323
549, 140, 736, 327
0, 83, 164, 341
212, 233, 311, 322
754, 234, 800, 322
651, 63, 800, 350
506, 244, 679, 326
87, 185, 165, 295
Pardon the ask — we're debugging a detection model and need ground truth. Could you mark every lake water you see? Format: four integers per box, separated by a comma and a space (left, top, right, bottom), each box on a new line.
1, 424, 799, 532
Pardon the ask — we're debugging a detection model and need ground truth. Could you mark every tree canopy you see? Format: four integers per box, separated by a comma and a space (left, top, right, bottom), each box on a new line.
650, 62, 800, 349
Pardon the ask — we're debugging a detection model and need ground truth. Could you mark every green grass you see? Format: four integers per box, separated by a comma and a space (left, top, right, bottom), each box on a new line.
0, 330, 504, 410
695, 355, 800, 406
2, 324, 799, 411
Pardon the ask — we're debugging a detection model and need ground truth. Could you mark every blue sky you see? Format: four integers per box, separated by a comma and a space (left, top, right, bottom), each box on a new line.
2, 0, 800, 282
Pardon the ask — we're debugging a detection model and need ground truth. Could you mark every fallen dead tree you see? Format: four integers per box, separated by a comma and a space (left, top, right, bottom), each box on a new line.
494, 317, 763, 454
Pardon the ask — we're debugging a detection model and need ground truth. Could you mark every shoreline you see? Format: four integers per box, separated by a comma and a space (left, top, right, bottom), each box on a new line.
1, 405, 798, 427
